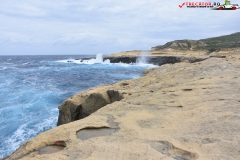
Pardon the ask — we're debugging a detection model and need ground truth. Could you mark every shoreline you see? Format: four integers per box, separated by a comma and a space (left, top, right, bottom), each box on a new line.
4, 53, 240, 160
57, 54, 209, 126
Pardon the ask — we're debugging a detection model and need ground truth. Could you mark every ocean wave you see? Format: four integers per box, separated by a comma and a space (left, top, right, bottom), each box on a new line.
0, 67, 7, 70
0, 109, 57, 158
22, 62, 30, 65
55, 54, 156, 68
3, 62, 13, 65
0, 54, 151, 158
55, 54, 110, 65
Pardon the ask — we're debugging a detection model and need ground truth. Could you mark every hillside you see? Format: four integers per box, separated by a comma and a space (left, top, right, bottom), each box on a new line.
152, 32, 240, 51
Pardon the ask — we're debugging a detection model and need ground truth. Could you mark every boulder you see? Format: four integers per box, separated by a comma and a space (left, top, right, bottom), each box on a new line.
57, 88, 123, 126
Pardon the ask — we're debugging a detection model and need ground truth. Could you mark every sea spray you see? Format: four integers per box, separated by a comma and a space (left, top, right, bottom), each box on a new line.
82, 54, 105, 64
136, 51, 151, 64
58, 54, 110, 64
56, 53, 155, 68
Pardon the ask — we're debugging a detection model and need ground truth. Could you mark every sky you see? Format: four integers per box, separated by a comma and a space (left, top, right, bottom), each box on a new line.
0, 0, 239, 55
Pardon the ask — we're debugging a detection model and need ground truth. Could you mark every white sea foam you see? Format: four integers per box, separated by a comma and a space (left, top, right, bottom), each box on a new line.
135, 51, 157, 68
82, 54, 104, 64
4, 62, 13, 65
22, 62, 30, 65
56, 53, 156, 68
0, 55, 154, 158
136, 51, 151, 64
0, 67, 7, 70
1, 109, 57, 157
56, 59, 80, 64
4, 124, 29, 151
56, 54, 110, 65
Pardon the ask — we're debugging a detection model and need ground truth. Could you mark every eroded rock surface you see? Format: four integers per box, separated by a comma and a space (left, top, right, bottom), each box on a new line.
5, 55, 240, 160
57, 89, 123, 125
76, 127, 117, 141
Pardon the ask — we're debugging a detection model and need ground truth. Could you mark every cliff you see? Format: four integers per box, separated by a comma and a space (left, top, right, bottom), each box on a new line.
4, 54, 240, 160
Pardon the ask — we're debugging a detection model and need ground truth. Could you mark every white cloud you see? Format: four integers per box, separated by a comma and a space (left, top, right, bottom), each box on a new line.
0, 0, 239, 55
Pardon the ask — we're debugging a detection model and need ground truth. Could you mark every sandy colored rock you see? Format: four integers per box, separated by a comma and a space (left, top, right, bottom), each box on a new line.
5, 55, 240, 160
109, 49, 240, 58
57, 86, 124, 125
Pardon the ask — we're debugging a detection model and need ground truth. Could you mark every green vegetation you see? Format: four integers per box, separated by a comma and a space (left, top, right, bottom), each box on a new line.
153, 32, 240, 51
199, 32, 240, 50
207, 48, 217, 52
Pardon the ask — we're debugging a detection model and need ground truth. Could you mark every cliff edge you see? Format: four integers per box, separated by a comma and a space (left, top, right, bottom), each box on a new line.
5, 55, 240, 160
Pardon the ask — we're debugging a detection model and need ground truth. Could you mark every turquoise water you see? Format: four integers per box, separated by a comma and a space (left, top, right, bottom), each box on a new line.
0, 55, 152, 158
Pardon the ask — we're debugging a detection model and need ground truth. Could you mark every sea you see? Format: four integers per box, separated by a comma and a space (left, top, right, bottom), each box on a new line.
0, 54, 154, 158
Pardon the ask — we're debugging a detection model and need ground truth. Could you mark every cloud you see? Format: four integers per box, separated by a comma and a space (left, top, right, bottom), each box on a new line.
0, 0, 239, 55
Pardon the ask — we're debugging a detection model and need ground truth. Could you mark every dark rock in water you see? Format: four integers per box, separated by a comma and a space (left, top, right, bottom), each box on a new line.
103, 56, 137, 63
78, 57, 95, 62
74, 55, 207, 65
102, 56, 206, 65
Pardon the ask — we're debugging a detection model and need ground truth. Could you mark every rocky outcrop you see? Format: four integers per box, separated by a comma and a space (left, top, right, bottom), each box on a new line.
103, 56, 137, 64
148, 56, 207, 65
5, 55, 240, 160
103, 56, 207, 65
57, 87, 123, 126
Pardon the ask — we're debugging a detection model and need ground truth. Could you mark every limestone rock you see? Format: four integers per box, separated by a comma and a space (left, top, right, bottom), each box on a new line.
81, 92, 110, 116
107, 90, 123, 103
57, 87, 124, 126
5, 55, 240, 160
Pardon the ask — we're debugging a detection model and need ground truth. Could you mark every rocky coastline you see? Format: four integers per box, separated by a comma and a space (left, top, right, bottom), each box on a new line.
3, 52, 240, 160
3, 32, 240, 160
57, 55, 208, 126
103, 56, 208, 66
71, 55, 208, 66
